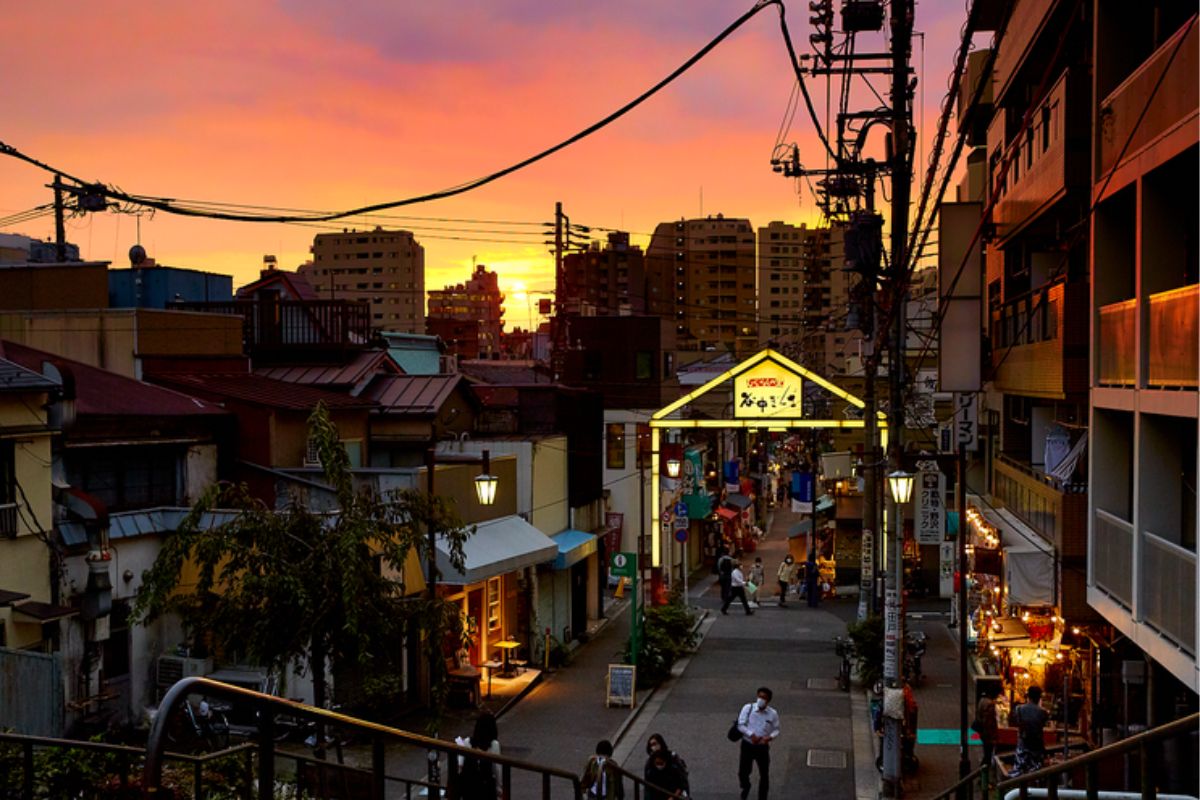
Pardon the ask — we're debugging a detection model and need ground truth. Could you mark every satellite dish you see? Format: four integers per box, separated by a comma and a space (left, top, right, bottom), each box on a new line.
129, 244, 147, 266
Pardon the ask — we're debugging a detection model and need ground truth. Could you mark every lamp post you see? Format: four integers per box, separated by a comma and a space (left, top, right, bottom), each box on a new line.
883, 469, 913, 797
474, 450, 497, 506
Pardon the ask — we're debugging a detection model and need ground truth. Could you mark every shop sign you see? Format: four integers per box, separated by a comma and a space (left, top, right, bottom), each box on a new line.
734, 360, 802, 418
604, 512, 623, 553
939, 542, 955, 596
610, 551, 637, 578
884, 588, 900, 679
915, 462, 945, 545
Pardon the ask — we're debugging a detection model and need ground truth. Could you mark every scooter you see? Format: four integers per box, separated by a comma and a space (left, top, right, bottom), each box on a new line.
904, 631, 928, 687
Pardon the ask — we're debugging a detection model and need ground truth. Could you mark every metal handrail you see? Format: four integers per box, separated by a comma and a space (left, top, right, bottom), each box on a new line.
994, 712, 1200, 799
146, 676, 584, 799
611, 761, 689, 799
932, 763, 991, 800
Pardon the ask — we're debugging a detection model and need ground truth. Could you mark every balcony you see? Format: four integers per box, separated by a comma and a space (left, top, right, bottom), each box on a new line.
989, 279, 1088, 397
0, 501, 17, 537
1093, 508, 1133, 608
1097, 19, 1199, 180
991, 0, 1056, 106
1141, 530, 1197, 655
172, 298, 372, 359
994, 454, 1087, 558
1148, 284, 1199, 388
991, 69, 1089, 241
1097, 298, 1136, 386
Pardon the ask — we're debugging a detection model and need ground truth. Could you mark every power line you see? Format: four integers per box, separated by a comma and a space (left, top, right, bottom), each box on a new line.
0, 0, 779, 225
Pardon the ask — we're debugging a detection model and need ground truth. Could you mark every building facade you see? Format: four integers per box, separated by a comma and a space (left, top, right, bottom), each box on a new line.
427, 263, 505, 357
299, 228, 425, 333
757, 222, 842, 372
561, 232, 647, 316
645, 215, 757, 356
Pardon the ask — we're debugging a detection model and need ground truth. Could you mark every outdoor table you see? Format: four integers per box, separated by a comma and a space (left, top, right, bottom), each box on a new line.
482, 660, 504, 697
494, 640, 521, 676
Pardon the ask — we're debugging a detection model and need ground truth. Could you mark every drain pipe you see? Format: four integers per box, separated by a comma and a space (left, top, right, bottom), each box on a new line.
1003, 790, 1197, 800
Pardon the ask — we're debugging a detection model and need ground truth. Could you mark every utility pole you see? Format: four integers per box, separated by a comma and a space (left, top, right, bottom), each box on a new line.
550, 202, 566, 381
882, 0, 914, 795
425, 447, 439, 705
53, 174, 67, 263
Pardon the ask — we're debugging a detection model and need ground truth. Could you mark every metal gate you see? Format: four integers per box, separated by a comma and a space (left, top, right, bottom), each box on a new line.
0, 647, 63, 736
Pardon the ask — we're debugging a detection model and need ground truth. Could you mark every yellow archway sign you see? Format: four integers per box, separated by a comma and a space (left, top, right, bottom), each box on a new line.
648, 348, 886, 567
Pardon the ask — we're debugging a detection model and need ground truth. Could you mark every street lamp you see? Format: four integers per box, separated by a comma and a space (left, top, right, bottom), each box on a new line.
887, 470, 914, 504
474, 449, 498, 505
883, 468, 914, 797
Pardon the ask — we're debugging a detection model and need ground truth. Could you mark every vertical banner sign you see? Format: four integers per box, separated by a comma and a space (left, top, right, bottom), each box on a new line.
724, 460, 740, 495
857, 528, 875, 621
883, 588, 900, 681
939, 541, 955, 597
790, 471, 814, 513
955, 393, 978, 451
682, 449, 711, 518
915, 462, 945, 545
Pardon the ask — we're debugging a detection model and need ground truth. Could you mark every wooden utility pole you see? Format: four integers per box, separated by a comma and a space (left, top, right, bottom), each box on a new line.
53, 174, 67, 262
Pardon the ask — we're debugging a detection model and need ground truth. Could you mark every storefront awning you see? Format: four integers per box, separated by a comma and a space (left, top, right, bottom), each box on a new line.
12, 601, 78, 623
815, 494, 836, 513
788, 519, 813, 538
436, 515, 558, 585
552, 529, 597, 570
716, 507, 739, 521
724, 493, 753, 510
1004, 543, 1054, 606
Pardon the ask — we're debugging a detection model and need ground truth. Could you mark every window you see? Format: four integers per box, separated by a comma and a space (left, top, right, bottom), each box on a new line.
103, 600, 130, 679
0, 441, 14, 536
487, 578, 502, 632
635, 351, 653, 380
606, 423, 626, 470
66, 446, 179, 512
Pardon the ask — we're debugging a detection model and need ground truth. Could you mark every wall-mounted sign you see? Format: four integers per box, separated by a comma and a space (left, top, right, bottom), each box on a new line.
733, 360, 803, 419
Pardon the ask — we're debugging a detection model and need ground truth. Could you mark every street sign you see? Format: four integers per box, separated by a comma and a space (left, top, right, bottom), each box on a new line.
915, 462, 945, 545
610, 552, 637, 578
954, 393, 978, 451
674, 501, 689, 518
674, 527, 688, 543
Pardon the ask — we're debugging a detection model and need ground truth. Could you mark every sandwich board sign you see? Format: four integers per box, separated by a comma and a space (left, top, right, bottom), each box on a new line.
606, 664, 636, 707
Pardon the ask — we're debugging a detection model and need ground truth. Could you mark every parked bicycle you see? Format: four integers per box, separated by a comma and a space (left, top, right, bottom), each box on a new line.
834, 635, 854, 691
164, 698, 231, 753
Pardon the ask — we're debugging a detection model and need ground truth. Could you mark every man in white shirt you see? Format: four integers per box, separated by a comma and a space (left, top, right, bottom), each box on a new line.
736, 686, 780, 799
721, 561, 754, 615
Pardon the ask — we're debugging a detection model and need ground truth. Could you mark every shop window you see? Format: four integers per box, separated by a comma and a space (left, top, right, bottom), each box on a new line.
486, 578, 501, 632
605, 424, 626, 470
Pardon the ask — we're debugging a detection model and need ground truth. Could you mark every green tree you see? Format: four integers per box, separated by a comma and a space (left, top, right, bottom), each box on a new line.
132, 403, 472, 721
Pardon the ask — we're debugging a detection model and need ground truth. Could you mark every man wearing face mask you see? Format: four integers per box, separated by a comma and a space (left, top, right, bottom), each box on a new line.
735, 686, 780, 799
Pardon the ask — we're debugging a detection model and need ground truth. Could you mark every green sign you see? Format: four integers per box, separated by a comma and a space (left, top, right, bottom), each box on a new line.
610, 551, 637, 578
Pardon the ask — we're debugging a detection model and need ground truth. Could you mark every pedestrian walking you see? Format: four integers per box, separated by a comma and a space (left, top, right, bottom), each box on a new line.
804, 553, 820, 608
973, 684, 999, 770
776, 556, 795, 607
716, 546, 734, 605
735, 687, 780, 800
721, 561, 754, 615
454, 711, 502, 799
1010, 686, 1049, 776
748, 557, 765, 606
643, 733, 688, 799
582, 739, 624, 799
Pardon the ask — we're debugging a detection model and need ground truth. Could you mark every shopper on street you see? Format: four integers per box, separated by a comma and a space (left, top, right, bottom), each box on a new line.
776, 556, 795, 607
974, 684, 999, 769
748, 557, 765, 607
454, 711, 502, 799
722, 561, 753, 615
716, 546, 733, 605
643, 733, 689, 799
1011, 686, 1049, 776
735, 686, 780, 799
582, 739, 624, 799
804, 552, 820, 608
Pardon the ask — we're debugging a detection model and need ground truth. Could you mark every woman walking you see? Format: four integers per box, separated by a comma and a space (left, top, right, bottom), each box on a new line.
776, 555, 796, 607
643, 733, 689, 798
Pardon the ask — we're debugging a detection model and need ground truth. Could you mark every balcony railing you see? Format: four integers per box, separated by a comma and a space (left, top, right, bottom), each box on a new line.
0, 501, 17, 537
1098, 298, 1137, 386
1093, 508, 1133, 607
172, 299, 372, 355
1148, 283, 1199, 388
1141, 530, 1197, 654
989, 280, 1087, 394
994, 454, 1087, 558
1097, 17, 1199, 179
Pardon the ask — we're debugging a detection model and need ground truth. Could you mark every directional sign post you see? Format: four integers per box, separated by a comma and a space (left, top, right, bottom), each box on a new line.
611, 552, 640, 666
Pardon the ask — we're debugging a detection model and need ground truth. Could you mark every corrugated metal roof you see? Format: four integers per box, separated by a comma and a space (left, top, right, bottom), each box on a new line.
366, 374, 462, 415
254, 350, 402, 395
152, 373, 376, 411
1, 341, 228, 417
59, 508, 241, 546
0, 357, 59, 393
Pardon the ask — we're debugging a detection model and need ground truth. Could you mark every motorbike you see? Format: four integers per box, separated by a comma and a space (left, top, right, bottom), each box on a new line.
904, 631, 927, 687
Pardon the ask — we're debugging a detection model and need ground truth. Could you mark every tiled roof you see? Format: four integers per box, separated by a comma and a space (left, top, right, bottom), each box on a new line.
255, 350, 402, 395
0, 341, 227, 417
235, 269, 319, 300
153, 372, 376, 411
458, 360, 552, 385
365, 374, 463, 415
0, 357, 59, 393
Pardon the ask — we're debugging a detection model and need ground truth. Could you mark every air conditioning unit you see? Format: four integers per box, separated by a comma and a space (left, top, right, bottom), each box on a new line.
157, 655, 212, 699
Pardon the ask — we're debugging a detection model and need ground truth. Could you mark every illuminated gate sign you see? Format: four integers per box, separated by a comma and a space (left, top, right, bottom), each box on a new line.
733, 360, 803, 419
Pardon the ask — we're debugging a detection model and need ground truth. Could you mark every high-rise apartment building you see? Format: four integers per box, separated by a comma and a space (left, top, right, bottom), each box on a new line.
299, 228, 425, 333
645, 215, 757, 356
427, 263, 505, 357
561, 232, 646, 315
757, 222, 841, 372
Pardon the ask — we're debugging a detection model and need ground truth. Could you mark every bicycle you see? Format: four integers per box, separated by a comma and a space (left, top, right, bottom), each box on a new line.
165, 698, 231, 753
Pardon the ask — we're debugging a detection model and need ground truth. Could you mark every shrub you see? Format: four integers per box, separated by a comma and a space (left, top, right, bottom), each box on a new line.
847, 614, 884, 688
623, 591, 697, 688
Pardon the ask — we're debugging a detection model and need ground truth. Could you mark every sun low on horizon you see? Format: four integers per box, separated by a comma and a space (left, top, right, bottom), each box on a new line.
0, 1, 964, 329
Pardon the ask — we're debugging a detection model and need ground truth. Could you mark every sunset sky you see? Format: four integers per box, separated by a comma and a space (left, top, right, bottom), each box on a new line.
1, 1, 968, 328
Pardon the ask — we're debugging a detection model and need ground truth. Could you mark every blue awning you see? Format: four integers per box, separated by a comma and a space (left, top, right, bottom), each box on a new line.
724, 493, 753, 510
551, 529, 598, 570
816, 494, 836, 513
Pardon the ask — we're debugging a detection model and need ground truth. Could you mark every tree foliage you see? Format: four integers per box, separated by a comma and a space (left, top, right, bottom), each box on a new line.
132, 403, 473, 716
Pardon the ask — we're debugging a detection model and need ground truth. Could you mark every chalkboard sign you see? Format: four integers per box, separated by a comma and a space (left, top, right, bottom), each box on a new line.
606, 664, 636, 708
